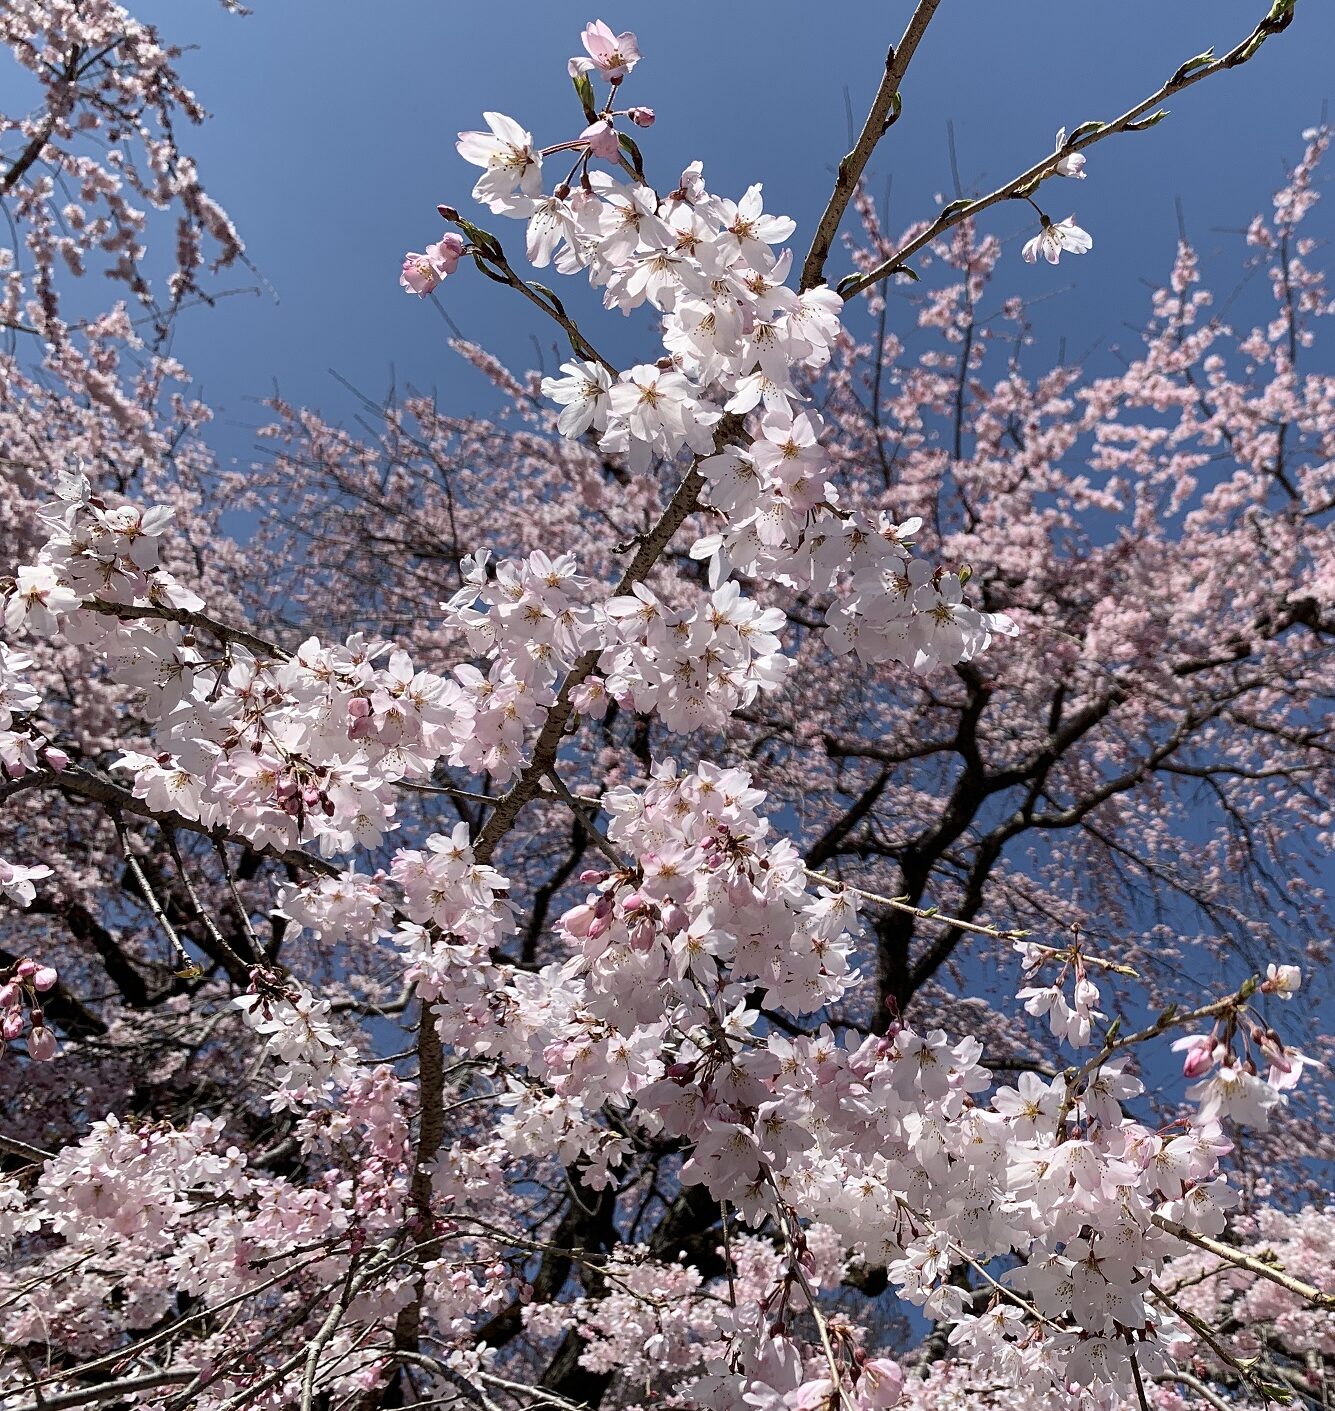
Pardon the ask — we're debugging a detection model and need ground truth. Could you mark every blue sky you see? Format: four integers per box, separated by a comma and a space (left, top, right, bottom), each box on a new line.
125, 0, 1333, 468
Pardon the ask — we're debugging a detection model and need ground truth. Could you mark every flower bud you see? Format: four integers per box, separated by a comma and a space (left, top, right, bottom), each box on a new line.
627, 106, 655, 127
1180, 1037, 1215, 1079
28, 1025, 57, 1061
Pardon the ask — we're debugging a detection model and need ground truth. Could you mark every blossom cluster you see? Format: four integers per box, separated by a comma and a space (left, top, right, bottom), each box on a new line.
0, 953, 58, 1061
1, 13, 1329, 1411
268, 755, 1316, 1407
403, 40, 1018, 678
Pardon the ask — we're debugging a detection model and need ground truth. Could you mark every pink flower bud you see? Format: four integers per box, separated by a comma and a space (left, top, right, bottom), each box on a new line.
2, 1010, 23, 1040
562, 903, 595, 937
32, 966, 57, 992
627, 106, 655, 127
580, 119, 621, 162
621, 892, 644, 913
43, 747, 69, 772
630, 919, 656, 952
27, 1025, 57, 1061
0, 981, 18, 1007
16, 958, 38, 980
426, 232, 466, 276
662, 904, 687, 935
1181, 1037, 1215, 1079
579, 870, 607, 884
348, 697, 372, 718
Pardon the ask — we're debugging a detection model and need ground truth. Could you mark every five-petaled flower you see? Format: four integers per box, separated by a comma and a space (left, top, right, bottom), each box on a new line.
1022, 214, 1094, 265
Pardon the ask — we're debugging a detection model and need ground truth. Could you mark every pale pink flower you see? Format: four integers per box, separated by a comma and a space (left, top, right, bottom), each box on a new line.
1054, 127, 1087, 178
402, 232, 467, 295
1022, 214, 1093, 265
1263, 961, 1301, 997
0, 858, 52, 908
580, 119, 621, 162
570, 20, 641, 82
858, 1358, 905, 1409
456, 112, 543, 208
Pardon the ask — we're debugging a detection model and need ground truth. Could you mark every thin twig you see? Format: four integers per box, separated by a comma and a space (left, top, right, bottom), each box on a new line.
838, 0, 1299, 298
111, 810, 194, 974
800, 0, 944, 291
541, 770, 629, 871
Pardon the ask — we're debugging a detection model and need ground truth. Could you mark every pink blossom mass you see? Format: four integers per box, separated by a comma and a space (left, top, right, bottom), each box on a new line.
1, 5, 1332, 1411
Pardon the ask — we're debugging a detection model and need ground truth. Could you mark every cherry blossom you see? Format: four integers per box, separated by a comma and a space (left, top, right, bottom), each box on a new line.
1021, 213, 1094, 264
0, 8, 1328, 1411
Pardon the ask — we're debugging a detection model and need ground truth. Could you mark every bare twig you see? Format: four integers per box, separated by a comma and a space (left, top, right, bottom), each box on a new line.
838, 0, 1299, 298
800, 0, 944, 291
541, 770, 629, 871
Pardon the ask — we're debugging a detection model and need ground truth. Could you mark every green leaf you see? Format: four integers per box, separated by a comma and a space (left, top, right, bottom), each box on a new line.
471, 253, 510, 286
618, 133, 646, 181
529, 282, 568, 318
457, 218, 503, 260
957, 563, 972, 586
1067, 120, 1105, 141
1126, 108, 1170, 133
1170, 48, 1215, 86
892, 264, 920, 282
940, 197, 973, 221
572, 70, 598, 123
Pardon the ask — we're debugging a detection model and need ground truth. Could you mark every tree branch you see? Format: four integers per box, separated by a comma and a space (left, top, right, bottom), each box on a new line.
838, 0, 1299, 298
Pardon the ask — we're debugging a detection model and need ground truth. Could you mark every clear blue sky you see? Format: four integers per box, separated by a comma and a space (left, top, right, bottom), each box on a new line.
130, 0, 1333, 466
